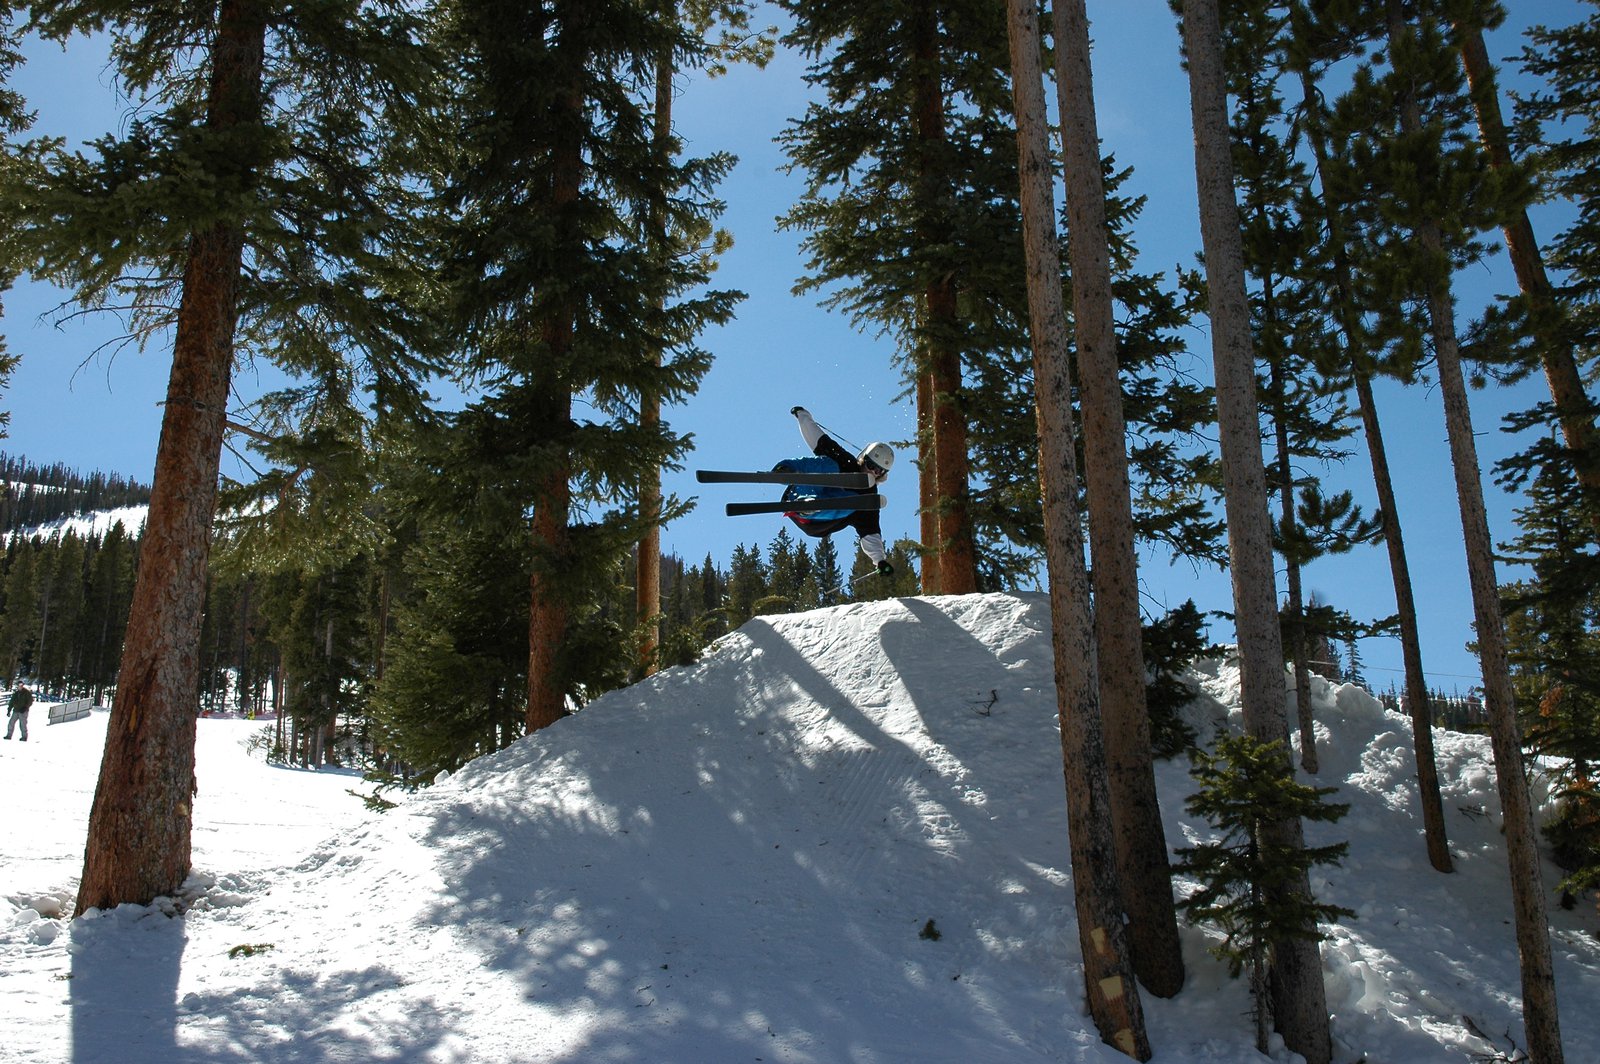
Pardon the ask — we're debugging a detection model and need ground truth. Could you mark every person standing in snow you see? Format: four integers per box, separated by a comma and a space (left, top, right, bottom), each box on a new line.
5, 684, 33, 741
781, 406, 896, 576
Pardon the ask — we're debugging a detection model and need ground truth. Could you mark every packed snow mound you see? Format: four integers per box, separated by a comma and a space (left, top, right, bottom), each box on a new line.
2, 593, 1597, 1064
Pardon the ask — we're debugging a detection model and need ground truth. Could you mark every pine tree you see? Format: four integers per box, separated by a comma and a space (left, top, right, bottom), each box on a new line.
0, 538, 38, 683
15, 0, 435, 912
79, 521, 136, 704
370, 495, 530, 776
1006, 1, 1149, 1054
1176, 734, 1355, 1055
1142, 600, 1209, 758
635, 2, 772, 675
725, 543, 765, 629
35, 531, 88, 695
845, 540, 919, 601
1372, 3, 1564, 1056
764, 526, 804, 614
778, 0, 1030, 594
1501, 446, 1600, 909
430, 0, 736, 733
1284, 0, 1454, 874
1175, 0, 1332, 1057
1220, 0, 1379, 775
1052, 0, 1183, 999
812, 537, 843, 605
1453, 1, 1600, 525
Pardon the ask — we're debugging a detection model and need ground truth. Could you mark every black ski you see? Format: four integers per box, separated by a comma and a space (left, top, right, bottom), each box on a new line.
697, 468, 872, 490
725, 493, 884, 517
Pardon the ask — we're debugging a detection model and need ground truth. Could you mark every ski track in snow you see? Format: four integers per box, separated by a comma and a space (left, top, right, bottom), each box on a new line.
1, 592, 1597, 1063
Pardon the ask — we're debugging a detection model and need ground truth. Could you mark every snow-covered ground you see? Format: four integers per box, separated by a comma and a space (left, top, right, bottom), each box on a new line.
5, 503, 147, 543
1, 592, 1596, 1063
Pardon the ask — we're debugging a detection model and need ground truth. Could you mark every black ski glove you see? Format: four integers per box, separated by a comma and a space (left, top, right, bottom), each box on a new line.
876, 560, 894, 577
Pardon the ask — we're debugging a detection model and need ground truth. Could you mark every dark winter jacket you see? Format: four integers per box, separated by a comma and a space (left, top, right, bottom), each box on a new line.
8, 687, 32, 715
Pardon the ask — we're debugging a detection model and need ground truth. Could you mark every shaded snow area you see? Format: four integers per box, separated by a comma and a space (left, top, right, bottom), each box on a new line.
1, 593, 1596, 1063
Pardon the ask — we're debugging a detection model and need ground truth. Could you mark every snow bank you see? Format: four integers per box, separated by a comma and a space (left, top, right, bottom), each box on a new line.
1, 594, 1595, 1064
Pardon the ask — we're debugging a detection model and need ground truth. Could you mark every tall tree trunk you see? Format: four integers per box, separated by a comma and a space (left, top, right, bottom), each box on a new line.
917, 367, 941, 593
911, 4, 977, 594
1269, 354, 1317, 774
637, 5, 674, 677
1051, 0, 1183, 1000
1289, 47, 1451, 872
1387, 7, 1563, 1059
77, 0, 267, 915
1456, 20, 1600, 523
1006, 1, 1150, 1056
1179, 2, 1331, 1060
237, 581, 252, 713
1352, 370, 1453, 872
527, 83, 582, 734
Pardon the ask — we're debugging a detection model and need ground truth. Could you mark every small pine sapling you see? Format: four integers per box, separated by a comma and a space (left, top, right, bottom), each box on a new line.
1142, 600, 1216, 758
1174, 734, 1355, 1053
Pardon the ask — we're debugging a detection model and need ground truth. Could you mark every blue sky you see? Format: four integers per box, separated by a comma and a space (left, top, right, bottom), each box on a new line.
0, 2, 1587, 693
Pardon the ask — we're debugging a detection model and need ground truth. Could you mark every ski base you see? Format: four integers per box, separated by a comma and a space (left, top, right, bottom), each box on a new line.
697, 468, 871, 490
725, 493, 884, 517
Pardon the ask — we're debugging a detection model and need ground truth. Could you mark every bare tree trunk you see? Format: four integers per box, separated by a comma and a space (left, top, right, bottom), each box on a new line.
273, 660, 284, 744
236, 581, 251, 713
637, 2, 674, 676
528, 386, 574, 732
1006, 2, 1149, 1056
374, 571, 389, 685
1456, 22, 1600, 523
917, 368, 941, 593
1269, 355, 1317, 774
1388, 8, 1563, 1059
912, 4, 977, 594
1179, 2, 1330, 1059
1051, 0, 1183, 1000
525, 71, 583, 734
77, 0, 266, 914
1288, 47, 1452, 873
1351, 371, 1453, 872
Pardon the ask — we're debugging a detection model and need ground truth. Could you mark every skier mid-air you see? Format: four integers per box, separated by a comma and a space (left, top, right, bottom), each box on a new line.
696, 406, 896, 577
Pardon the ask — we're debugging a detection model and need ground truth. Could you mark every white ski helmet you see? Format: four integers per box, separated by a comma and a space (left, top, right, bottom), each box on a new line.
859, 442, 895, 479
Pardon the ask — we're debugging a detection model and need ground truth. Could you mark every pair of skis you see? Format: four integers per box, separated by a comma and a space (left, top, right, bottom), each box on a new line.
695, 469, 884, 517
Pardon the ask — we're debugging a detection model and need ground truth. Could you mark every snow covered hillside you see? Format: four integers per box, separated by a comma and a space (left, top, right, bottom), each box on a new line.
2, 592, 1597, 1063
7, 502, 147, 542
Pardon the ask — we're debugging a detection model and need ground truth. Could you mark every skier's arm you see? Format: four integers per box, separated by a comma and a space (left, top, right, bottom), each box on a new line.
792, 406, 824, 451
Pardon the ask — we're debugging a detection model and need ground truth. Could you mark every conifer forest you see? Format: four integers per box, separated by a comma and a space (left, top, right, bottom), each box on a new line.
2, 2, 1600, 1061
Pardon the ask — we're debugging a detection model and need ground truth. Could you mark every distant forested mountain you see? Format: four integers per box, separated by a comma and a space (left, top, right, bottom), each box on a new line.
0, 453, 152, 534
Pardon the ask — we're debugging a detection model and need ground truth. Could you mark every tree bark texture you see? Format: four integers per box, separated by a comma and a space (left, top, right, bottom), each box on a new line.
77, 0, 267, 914
1006, 1, 1150, 1057
912, 3, 978, 595
1269, 355, 1318, 774
526, 82, 583, 734
1351, 370, 1453, 873
1389, 8, 1563, 1058
1180, 2, 1331, 1060
637, 13, 674, 678
1051, 0, 1184, 1000
917, 368, 942, 594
